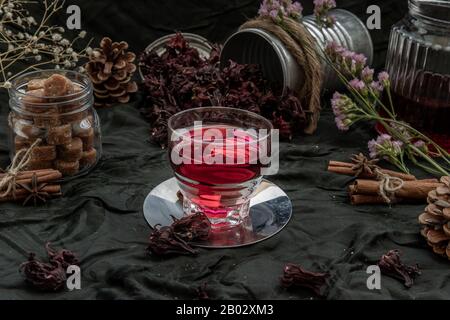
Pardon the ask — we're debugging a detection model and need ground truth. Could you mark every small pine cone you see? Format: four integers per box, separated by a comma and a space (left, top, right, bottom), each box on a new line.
85, 37, 138, 108
418, 176, 450, 259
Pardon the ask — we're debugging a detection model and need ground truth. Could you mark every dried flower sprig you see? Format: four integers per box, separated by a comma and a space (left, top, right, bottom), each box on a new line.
325, 41, 450, 177
0, 0, 92, 89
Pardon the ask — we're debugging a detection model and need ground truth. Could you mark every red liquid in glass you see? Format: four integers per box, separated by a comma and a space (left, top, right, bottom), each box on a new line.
170, 125, 265, 220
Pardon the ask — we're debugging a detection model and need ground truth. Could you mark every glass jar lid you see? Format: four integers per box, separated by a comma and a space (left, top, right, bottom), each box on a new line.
409, 0, 450, 24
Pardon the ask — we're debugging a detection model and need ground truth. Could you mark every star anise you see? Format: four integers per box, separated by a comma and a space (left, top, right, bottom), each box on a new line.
351, 153, 379, 177
18, 173, 51, 206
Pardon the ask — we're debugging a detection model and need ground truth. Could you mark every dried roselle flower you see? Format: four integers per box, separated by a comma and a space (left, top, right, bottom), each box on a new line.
196, 283, 210, 300
171, 213, 211, 242
147, 225, 197, 256
46, 242, 79, 269
20, 253, 66, 292
139, 33, 307, 147
281, 263, 329, 297
378, 250, 421, 288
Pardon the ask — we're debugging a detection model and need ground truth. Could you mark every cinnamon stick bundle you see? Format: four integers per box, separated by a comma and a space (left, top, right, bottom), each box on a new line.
328, 161, 416, 181
349, 179, 443, 205
0, 169, 62, 204
0, 185, 61, 203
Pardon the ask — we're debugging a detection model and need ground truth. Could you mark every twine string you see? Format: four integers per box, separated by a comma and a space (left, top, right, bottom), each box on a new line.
240, 17, 323, 134
375, 168, 405, 204
0, 138, 42, 198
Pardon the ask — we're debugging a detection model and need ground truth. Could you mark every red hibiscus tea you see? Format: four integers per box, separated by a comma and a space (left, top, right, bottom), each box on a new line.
168, 107, 275, 229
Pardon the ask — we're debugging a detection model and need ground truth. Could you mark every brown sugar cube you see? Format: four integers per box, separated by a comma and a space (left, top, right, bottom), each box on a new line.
80, 148, 97, 168
12, 118, 46, 139
14, 136, 31, 152
26, 159, 54, 171
43, 74, 74, 97
77, 127, 95, 151
60, 110, 88, 124
27, 79, 46, 91
47, 124, 72, 145
33, 111, 61, 127
22, 89, 46, 112
30, 145, 56, 161
55, 159, 79, 176
57, 137, 83, 161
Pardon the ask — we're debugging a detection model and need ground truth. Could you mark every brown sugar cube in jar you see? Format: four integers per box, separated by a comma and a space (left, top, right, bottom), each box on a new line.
43, 74, 74, 97
80, 148, 97, 167
27, 79, 46, 91
55, 159, 79, 176
30, 145, 57, 161
33, 110, 61, 128
26, 159, 54, 171
47, 124, 72, 145
22, 89, 46, 113
14, 136, 31, 152
60, 109, 88, 124
57, 137, 83, 161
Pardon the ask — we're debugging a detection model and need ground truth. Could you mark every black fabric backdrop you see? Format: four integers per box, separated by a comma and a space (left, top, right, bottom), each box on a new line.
1, 0, 450, 300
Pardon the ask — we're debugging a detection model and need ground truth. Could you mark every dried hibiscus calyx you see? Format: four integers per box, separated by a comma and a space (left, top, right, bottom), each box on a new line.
171, 213, 211, 242
139, 33, 306, 148
378, 250, 421, 288
281, 263, 330, 297
19, 243, 79, 292
45, 242, 79, 269
20, 253, 67, 291
147, 225, 197, 256
147, 213, 211, 256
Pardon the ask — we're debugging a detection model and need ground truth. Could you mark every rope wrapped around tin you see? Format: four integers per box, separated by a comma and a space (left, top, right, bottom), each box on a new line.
0, 138, 42, 198
240, 17, 323, 134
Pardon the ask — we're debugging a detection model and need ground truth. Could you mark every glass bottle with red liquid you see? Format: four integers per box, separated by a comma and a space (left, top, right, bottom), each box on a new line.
168, 107, 274, 229
385, 0, 450, 151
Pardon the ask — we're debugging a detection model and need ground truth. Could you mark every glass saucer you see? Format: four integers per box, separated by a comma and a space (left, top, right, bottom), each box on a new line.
143, 178, 292, 249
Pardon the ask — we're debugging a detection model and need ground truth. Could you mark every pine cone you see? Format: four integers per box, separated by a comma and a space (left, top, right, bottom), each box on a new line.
419, 176, 450, 258
85, 37, 138, 108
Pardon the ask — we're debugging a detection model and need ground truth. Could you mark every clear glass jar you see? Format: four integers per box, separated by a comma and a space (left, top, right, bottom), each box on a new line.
8, 70, 102, 179
386, 0, 450, 135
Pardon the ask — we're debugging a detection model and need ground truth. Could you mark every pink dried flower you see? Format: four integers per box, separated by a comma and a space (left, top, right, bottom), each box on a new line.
314, 0, 337, 27
325, 42, 368, 77
378, 71, 390, 87
361, 67, 374, 83
368, 134, 404, 160
331, 92, 359, 131
258, 0, 303, 21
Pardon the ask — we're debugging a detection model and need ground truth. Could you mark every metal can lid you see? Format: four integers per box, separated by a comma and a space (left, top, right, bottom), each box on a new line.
409, 0, 450, 24
139, 33, 213, 80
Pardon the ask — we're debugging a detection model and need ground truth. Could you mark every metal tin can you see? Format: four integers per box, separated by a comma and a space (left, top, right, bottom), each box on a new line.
220, 9, 373, 92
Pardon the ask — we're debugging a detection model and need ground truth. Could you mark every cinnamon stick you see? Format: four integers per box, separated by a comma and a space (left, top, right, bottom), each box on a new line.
0, 169, 62, 191
327, 163, 416, 181
0, 185, 61, 203
350, 194, 406, 205
351, 179, 442, 200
